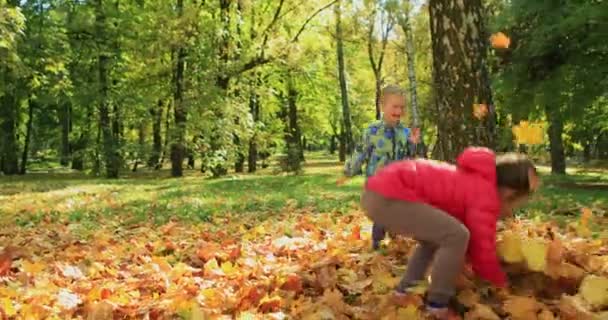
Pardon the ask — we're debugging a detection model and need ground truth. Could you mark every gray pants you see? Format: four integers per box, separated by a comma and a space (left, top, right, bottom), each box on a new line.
361, 190, 470, 304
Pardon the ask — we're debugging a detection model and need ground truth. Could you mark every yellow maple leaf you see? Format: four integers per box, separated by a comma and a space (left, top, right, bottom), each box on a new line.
579, 275, 608, 308
220, 261, 238, 276
497, 231, 524, 263
372, 271, 399, 294
521, 238, 547, 272
1, 298, 16, 317
22, 260, 45, 274
512, 121, 544, 145
396, 305, 420, 319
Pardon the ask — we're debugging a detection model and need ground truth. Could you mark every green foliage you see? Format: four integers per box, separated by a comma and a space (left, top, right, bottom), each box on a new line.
491, 0, 608, 162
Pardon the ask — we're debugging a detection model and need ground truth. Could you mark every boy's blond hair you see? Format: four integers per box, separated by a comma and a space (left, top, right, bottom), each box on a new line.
381, 84, 406, 99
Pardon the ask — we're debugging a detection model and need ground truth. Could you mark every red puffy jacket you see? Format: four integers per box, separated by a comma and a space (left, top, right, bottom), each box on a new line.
365, 147, 506, 287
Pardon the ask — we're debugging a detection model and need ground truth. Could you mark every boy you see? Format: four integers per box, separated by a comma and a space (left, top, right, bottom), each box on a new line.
343, 84, 417, 250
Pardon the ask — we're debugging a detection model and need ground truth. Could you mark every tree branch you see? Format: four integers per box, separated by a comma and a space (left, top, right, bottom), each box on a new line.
238, 56, 273, 75
367, 9, 378, 73
291, 0, 339, 43
261, 0, 286, 49
377, 12, 395, 75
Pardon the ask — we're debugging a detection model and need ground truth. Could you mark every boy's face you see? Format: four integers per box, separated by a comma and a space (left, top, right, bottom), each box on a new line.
382, 94, 405, 125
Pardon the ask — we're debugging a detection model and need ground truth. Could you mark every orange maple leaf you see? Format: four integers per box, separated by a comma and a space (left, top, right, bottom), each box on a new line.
490, 32, 511, 49
258, 296, 282, 313
281, 274, 303, 293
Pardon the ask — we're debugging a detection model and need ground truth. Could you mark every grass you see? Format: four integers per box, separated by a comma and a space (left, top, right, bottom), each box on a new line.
1, 152, 606, 232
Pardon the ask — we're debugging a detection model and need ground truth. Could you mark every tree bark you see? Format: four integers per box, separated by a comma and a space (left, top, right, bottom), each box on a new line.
19, 99, 35, 175
335, 0, 353, 155
72, 104, 92, 171
95, 0, 120, 178
158, 101, 172, 170
170, 0, 187, 177
546, 106, 566, 174
148, 99, 163, 167
400, 6, 426, 157
428, 0, 494, 161
0, 88, 19, 175
338, 128, 346, 162
60, 101, 71, 166
247, 88, 259, 173
279, 74, 303, 172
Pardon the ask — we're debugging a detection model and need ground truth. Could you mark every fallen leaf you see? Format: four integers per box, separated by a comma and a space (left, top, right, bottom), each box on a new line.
464, 303, 500, 320
579, 275, 608, 308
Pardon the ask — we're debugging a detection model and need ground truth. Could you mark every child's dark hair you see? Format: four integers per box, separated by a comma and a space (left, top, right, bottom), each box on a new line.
495, 153, 537, 197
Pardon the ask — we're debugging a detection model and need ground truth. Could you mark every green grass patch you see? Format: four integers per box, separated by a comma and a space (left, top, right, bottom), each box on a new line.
1, 154, 606, 230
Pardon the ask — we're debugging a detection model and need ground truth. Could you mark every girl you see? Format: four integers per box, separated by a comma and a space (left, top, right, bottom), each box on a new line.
361, 147, 538, 319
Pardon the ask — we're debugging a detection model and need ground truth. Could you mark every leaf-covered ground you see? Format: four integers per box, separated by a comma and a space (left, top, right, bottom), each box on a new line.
1, 155, 607, 319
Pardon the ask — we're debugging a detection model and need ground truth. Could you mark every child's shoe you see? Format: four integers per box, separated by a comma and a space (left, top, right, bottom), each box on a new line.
426, 302, 457, 320
372, 240, 381, 251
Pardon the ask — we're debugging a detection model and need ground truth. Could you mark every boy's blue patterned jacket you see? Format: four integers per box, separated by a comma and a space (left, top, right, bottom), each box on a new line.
344, 120, 414, 178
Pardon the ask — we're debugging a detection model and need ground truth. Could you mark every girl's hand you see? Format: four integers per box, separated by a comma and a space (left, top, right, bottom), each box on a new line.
463, 263, 474, 278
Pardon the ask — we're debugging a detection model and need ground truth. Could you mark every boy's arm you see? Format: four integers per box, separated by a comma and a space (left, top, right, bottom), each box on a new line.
344, 128, 372, 177
407, 128, 421, 157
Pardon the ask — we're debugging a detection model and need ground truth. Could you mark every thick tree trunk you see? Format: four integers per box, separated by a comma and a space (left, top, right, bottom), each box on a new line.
170, 0, 187, 177
60, 102, 71, 166
148, 99, 163, 167
335, 0, 354, 154
20, 99, 35, 175
0, 89, 19, 175
429, 0, 493, 161
96, 0, 119, 178
546, 107, 566, 174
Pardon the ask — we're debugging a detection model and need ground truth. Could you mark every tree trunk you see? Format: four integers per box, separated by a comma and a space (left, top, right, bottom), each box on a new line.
329, 134, 337, 155
338, 129, 346, 162
95, 0, 119, 178
403, 15, 420, 128
158, 101, 172, 170
72, 104, 92, 171
247, 88, 259, 173
280, 74, 303, 173
132, 121, 146, 172
546, 107, 566, 174
170, 0, 187, 177
20, 99, 35, 175
0, 88, 19, 175
429, 0, 493, 161
335, 0, 354, 155
400, 8, 426, 158
60, 101, 71, 166
148, 99, 163, 167
374, 78, 382, 120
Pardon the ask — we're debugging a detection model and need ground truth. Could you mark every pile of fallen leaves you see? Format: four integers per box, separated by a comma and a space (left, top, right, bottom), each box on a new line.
1, 206, 608, 319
